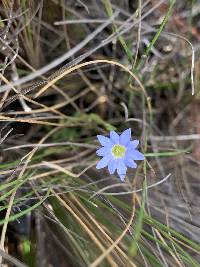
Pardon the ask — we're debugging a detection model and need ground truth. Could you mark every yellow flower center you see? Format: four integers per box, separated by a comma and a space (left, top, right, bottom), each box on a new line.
111, 144, 126, 158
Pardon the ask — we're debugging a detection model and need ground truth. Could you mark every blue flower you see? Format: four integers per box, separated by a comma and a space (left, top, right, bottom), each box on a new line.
96, 128, 144, 181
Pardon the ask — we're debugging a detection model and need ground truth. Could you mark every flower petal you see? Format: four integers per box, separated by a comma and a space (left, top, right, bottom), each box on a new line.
119, 173, 126, 181
96, 155, 111, 169
119, 128, 131, 146
129, 140, 139, 149
108, 159, 118, 174
97, 135, 112, 147
117, 160, 127, 181
96, 147, 110, 157
110, 131, 119, 144
124, 158, 137, 168
127, 150, 144, 160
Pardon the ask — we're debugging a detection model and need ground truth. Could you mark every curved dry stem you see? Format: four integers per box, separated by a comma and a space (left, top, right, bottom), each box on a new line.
90, 191, 136, 267
90, 173, 171, 198
0, 73, 67, 117
72, 194, 137, 267
52, 190, 118, 267
34, 59, 151, 114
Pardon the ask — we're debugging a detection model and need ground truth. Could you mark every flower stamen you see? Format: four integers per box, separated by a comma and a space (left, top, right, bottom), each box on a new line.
111, 144, 126, 158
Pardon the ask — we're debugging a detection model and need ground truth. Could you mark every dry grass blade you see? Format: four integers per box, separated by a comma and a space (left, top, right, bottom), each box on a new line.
52, 190, 118, 267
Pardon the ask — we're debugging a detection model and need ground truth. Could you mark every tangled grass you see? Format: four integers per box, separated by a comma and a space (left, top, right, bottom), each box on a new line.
0, 0, 200, 266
